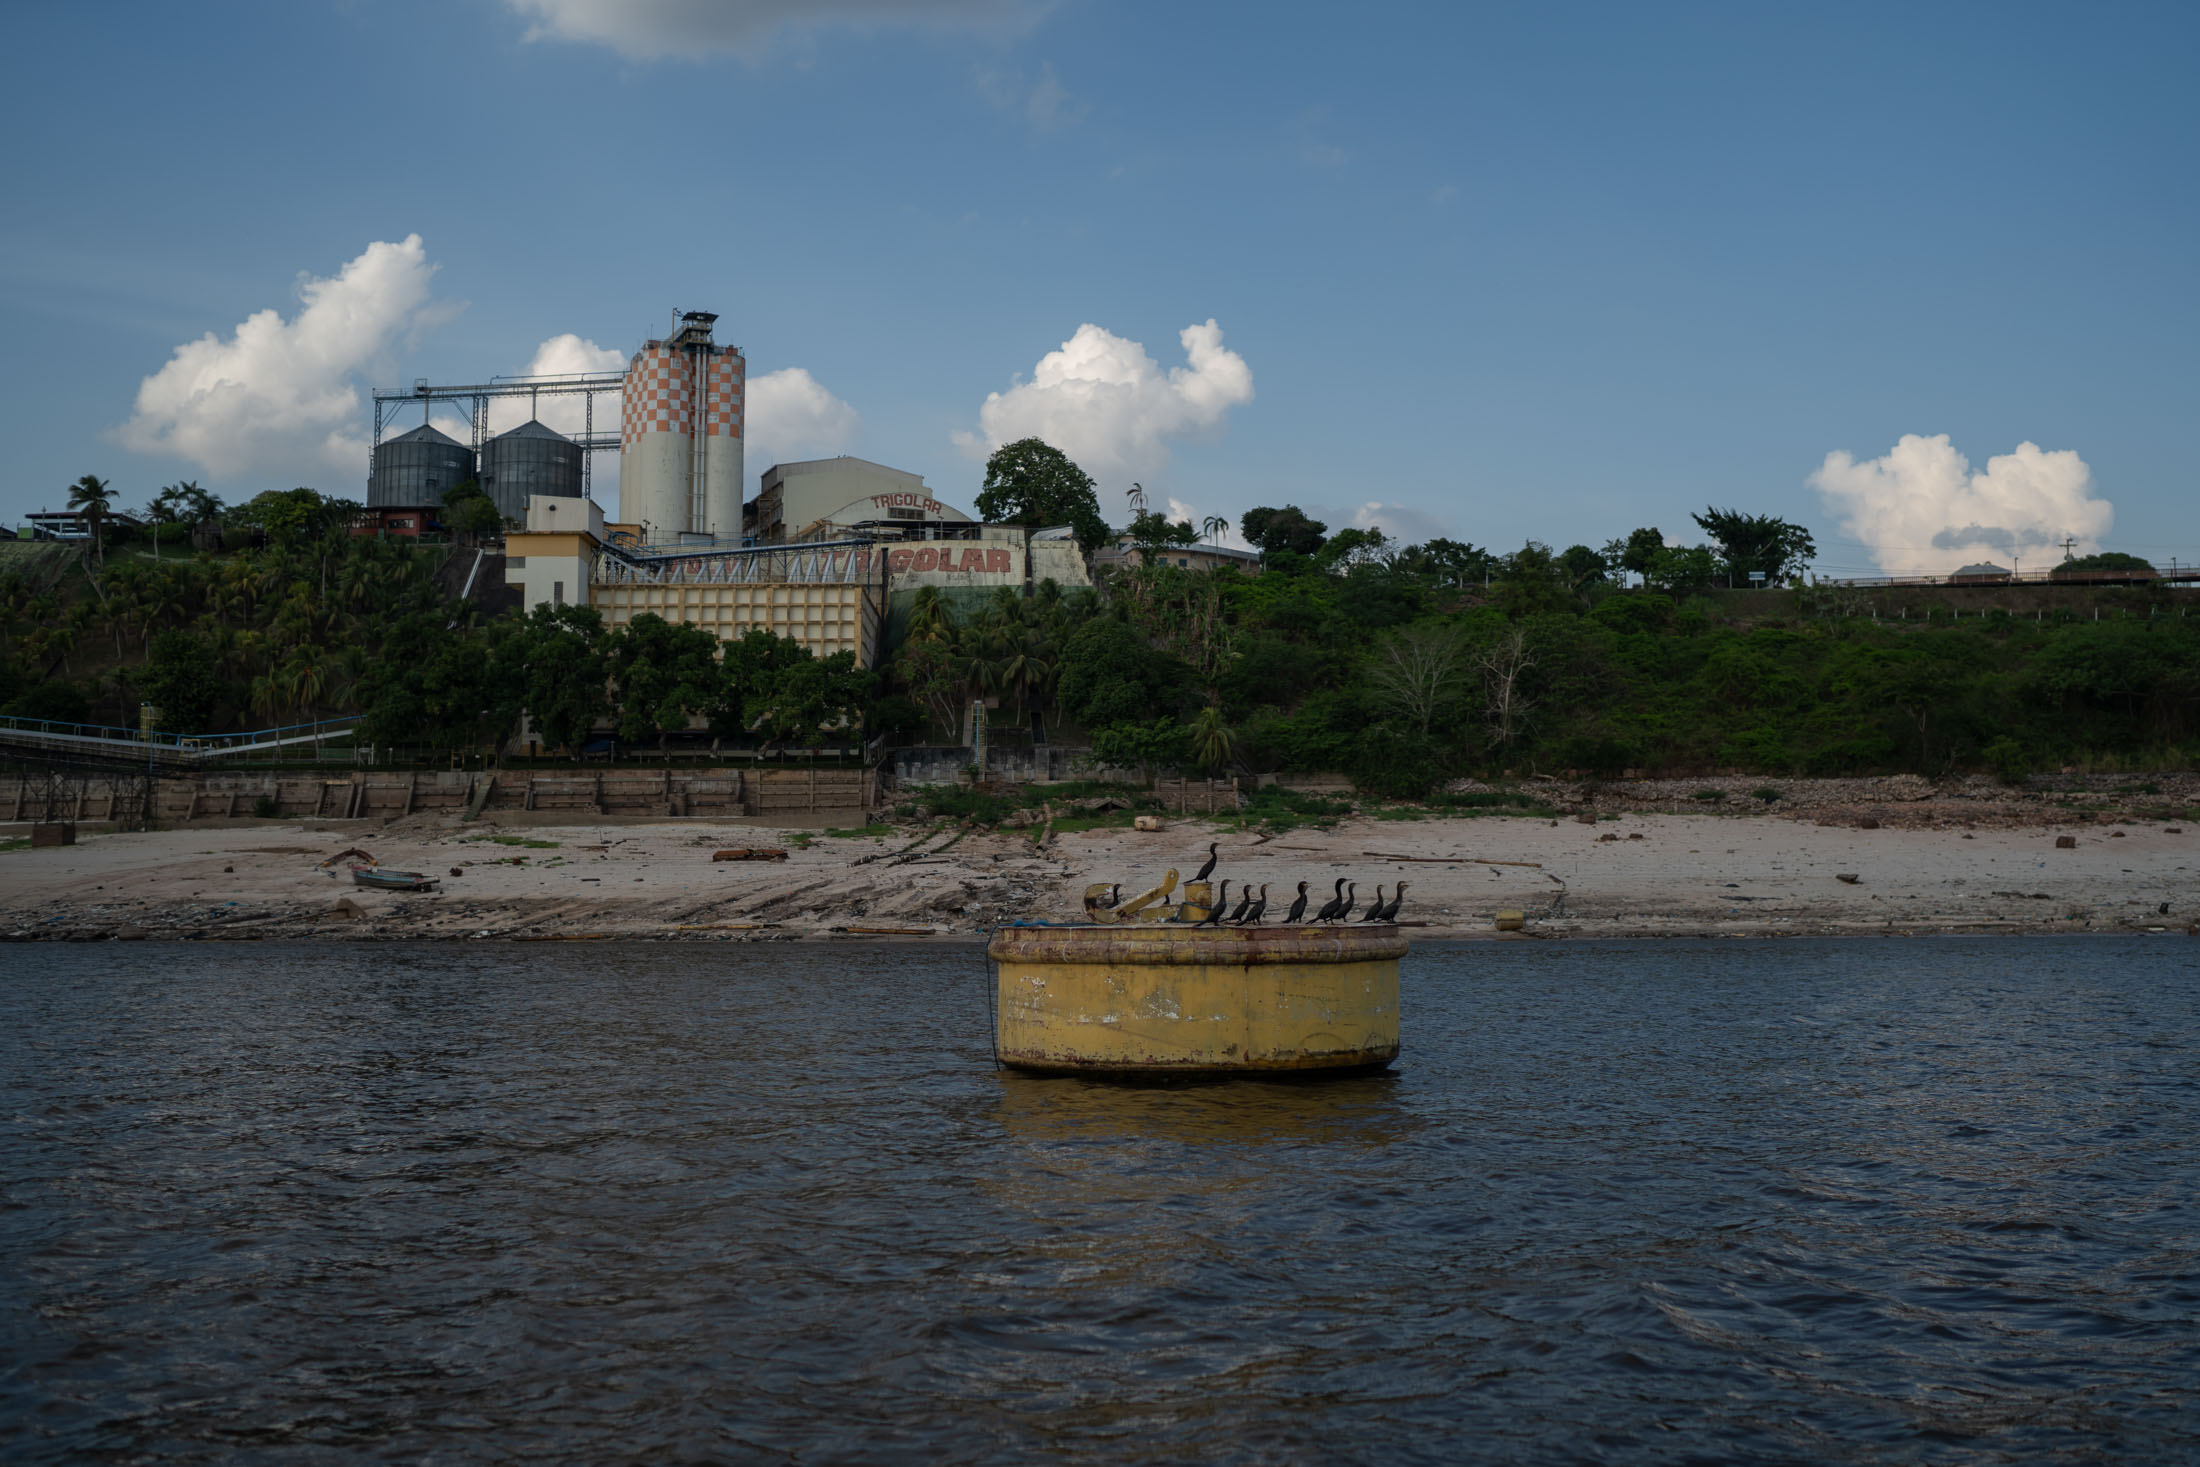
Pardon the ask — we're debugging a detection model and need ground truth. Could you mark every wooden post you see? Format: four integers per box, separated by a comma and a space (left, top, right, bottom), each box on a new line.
592, 775, 603, 815
809, 765, 816, 813
524, 775, 537, 811
402, 773, 417, 816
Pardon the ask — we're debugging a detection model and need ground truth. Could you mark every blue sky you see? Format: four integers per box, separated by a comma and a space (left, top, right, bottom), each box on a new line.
3, 0, 2194, 576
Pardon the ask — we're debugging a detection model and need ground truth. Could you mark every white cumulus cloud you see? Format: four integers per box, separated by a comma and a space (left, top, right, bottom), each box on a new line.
747, 367, 860, 474
508, 0, 1033, 59
1809, 434, 2112, 577
955, 319, 1254, 506
119, 234, 451, 482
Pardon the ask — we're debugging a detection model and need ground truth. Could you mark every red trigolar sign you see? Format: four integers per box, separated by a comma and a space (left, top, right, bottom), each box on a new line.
834, 546, 1014, 575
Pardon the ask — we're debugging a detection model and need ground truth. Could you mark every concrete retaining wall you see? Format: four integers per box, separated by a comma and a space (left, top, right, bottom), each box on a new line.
0, 766, 881, 825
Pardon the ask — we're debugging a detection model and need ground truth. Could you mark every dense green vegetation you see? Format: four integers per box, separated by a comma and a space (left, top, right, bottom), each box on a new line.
8, 462, 2195, 790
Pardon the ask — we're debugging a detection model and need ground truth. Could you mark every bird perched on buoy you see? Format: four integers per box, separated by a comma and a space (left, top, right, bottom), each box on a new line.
1376, 882, 1410, 922
1192, 842, 1219, 883
1333, 882, 1359, 923
1312, 879, 1347, 923
1237, 883, 1269, 924
1285, 881, 1311, 924
1226, 884, 1254, 923
1358, 885, 1387, 922
1196, 880, 1231, 926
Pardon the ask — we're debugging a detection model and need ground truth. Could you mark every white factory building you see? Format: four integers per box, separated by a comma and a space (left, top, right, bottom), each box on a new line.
483, 305, 1095, 667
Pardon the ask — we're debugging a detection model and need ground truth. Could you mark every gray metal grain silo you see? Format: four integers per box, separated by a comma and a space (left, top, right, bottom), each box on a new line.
479, 419, 583, 519
369, 423, 476, 507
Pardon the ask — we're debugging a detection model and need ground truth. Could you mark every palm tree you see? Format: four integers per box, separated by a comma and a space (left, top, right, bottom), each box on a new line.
66, 474, 113, 565
147, 485, 184, 561
906, 585, 956, 644
1200, 515, 1227, 545
1190, 704, 1235, 774
180, 484, 222, 548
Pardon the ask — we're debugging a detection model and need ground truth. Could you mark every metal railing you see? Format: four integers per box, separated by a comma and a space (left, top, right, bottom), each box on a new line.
0, 714, 361, 765
1823, 564, 2200, 589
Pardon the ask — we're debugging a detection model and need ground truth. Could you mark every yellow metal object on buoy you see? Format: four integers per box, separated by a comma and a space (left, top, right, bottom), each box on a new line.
988, 923, 1402, 1076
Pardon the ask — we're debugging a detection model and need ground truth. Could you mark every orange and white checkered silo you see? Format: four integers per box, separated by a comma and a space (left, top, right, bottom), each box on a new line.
619, 341, 695, 542
699, 348, 744, 541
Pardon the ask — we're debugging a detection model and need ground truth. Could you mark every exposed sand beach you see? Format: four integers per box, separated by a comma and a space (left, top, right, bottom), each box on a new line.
5, 794, 2193, 942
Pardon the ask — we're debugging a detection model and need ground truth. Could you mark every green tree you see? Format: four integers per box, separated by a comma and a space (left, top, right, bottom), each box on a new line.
1557, 543, 1611, 590
358, 613, 513, 755
606, 612, 723, 750
1057, 615, 1187, 728
1125, 510, 1198, 559
238, 487, 342, 547
1690, 508, 1816, 585
715, 626, 815, 739
1088, 718, 1188, 787
974, 438, 1108, 552
1415, 537, 1498, 587
1315, 526, 1389, 571
441, 480, 506, 545
1644, 543, 1722, 591
496, 603, 611, 754
2052, 551, 2154, 577
1619, 526, 1666, 579
752, 651, 877, 748
1239, 505, 1328, 557
139, 628, 223, 732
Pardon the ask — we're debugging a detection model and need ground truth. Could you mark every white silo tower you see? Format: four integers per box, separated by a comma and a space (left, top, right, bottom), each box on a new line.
618, 311, 745, 543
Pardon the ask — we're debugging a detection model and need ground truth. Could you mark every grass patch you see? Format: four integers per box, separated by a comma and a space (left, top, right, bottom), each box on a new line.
786, 831, 816, 849
0, 837, 27, 854
823, 825, 893, 840
897, 779, 1151, 828
1751, 787, 1782, 802
1209, 784, 1357, 835
467, 834, 560, 848
1425, 790, 1556, 818
1691, 789, 1727, 802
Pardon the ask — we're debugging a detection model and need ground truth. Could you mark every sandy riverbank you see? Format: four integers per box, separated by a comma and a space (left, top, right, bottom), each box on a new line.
4, 802, 2193, 941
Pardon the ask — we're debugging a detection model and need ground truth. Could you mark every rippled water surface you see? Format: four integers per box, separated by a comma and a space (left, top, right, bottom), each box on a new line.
3, 938, 2196, 1463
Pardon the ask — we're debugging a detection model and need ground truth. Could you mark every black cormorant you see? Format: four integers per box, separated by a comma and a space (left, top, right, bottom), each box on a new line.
1312, 879, 1347, 923
1358, 885, 1387, 921
1192, 842, 1219, 883
1238, 884, 1269, 924
1196, 880, 1231, 926
1285, 881, 1310, 923
1226, 884, 1254, 923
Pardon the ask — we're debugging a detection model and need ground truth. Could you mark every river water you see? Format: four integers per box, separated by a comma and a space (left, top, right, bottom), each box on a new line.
2, 938, 2194, 1463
